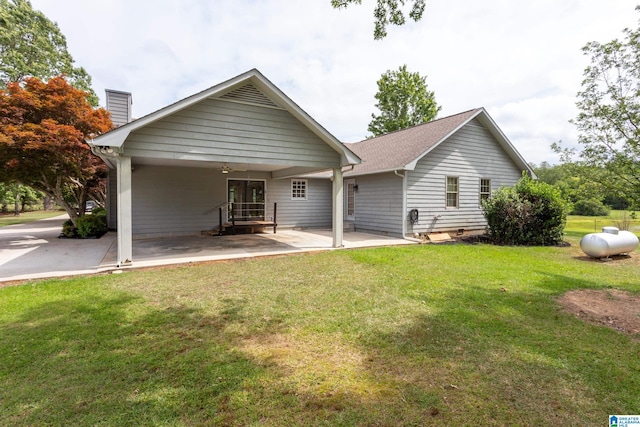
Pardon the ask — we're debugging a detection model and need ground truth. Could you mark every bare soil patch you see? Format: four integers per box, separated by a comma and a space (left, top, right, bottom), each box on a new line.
558, 289, 640, 337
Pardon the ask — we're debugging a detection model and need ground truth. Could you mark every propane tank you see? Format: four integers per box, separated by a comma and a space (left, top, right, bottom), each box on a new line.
580, 227, 639, 258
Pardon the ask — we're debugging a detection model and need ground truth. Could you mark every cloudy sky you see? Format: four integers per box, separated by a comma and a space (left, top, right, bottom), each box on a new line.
30, 0, 639, 165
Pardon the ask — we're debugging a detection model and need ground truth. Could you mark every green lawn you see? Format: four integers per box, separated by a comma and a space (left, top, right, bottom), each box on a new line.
565, 210, 640, 239
0, 210, 64, 227
1, 221, 639, 425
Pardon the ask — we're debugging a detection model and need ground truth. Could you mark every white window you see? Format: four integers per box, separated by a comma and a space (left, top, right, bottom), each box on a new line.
480, 178, 491, 203
446, 176, 459, 208
291, 179, 307, 200
346, 180, 356, 217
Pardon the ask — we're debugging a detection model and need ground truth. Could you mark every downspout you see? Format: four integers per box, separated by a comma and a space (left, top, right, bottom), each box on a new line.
339, 164, 355, 236
394, 170, 410, 240
342, 165, 355, 173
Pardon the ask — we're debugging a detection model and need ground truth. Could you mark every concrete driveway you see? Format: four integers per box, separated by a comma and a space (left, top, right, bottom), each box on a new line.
0, 215, 116, 283
1, 215, 415, 283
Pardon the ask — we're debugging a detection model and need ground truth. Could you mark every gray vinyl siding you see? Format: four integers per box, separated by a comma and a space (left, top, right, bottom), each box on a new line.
128, 166, 331, 237
350, 172, 404, 236
267, 178, 332, 228
131, 166, 222, 237
406, 119, 523, 234
123, 99, 340, 168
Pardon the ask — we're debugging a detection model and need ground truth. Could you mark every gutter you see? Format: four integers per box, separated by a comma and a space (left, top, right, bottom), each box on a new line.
345, 166, 410, 178
342, 165, 355, 173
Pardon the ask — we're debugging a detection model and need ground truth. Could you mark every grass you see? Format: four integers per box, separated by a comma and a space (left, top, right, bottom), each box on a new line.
565, 209, 640, 239
1, 217, 639, 425
0, 210, 64, 227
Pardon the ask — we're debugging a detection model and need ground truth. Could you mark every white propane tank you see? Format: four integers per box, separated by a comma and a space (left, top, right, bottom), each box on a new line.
580, 227, 639, 258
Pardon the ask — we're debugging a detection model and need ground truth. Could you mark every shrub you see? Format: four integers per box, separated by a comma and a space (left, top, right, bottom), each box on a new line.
92, 206, 107, 217
571, 199, 610, 216
482, 173, 567, 245
75, 213, 107, 238
62, 219, 78, 238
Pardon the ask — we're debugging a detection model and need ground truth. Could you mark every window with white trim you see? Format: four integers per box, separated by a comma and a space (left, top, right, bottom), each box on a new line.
291, 179, 307, 200
480, 178, 491, 203
446, 176, 459, 208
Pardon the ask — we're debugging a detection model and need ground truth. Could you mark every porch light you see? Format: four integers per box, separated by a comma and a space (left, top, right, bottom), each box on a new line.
221, 164, 230, 174
98, 146, 114, 154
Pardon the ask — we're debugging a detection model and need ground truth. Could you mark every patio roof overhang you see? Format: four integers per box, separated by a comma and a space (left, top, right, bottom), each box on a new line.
87, 69, 361, 173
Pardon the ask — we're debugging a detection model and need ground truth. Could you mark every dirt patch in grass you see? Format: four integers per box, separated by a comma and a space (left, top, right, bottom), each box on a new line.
559, 289, 640, 337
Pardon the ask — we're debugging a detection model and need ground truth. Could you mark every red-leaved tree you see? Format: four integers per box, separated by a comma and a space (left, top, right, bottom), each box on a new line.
0, 76, 112, 224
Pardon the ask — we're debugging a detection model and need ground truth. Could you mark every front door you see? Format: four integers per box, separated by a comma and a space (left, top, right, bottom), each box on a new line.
228, 180, 265, 221
345, 179, 356, 221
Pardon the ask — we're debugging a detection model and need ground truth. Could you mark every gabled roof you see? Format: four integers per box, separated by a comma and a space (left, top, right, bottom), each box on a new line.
88, 69, 360, 166
346, 107, 534, 177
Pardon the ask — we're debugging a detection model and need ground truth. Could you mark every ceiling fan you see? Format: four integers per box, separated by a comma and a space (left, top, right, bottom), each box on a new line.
220, 163, 247, 174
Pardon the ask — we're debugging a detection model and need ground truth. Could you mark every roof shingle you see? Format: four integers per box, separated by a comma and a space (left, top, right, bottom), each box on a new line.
346, 108, 482, 175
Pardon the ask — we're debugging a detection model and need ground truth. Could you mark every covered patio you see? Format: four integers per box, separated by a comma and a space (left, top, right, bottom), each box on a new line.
89, 69, 361, 267
0, 218, 414, 284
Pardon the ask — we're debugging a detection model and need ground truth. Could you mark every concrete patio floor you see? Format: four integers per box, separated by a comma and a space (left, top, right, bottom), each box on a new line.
103, 228, 416, 269
1, 214, 415, 283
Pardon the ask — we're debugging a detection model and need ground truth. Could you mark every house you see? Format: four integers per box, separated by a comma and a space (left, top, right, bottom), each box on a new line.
90, 69, 534, 267
89, 69, 361, 266
342, 108, 535, 238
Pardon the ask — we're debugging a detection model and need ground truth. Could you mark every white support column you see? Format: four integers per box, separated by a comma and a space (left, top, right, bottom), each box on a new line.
332, 167, 344, 248
116, 155, 133, 266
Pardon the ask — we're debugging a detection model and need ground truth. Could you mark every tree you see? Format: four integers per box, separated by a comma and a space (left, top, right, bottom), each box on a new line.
16, 183, 42, 212
331, 0, 425, 39
572, 8, 640, 208
0, 0, 97, 105
368, 65, 440, 136
530, 161, 566, 186
0, 76, 112, 225
0, 182, 42, 215
532, 160, 609, 209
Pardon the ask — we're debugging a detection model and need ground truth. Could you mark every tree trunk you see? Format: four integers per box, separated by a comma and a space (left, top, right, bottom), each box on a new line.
54, 191, 80, 226
39, 175, 89, 227
44, 195, 53, 210
47, 178, 80, 226
13, 192, 20, 216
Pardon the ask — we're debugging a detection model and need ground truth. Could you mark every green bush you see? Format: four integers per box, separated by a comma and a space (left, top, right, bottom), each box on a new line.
62, 219, 78, 238
92, 206, 107, 217
482, 173, 567, 245
75, 213, 107, 238
571, 199, 610, 216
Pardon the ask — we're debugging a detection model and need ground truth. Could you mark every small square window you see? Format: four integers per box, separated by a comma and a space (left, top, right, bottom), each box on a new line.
446, 176, 459, 208
291, 179, 307, 200
480, 178, 491, 203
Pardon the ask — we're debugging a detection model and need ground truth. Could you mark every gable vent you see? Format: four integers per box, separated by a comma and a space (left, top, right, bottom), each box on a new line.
219, 83, 281, 108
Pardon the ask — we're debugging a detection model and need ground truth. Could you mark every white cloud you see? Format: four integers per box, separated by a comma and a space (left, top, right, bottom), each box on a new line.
30, 0, 640, 164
